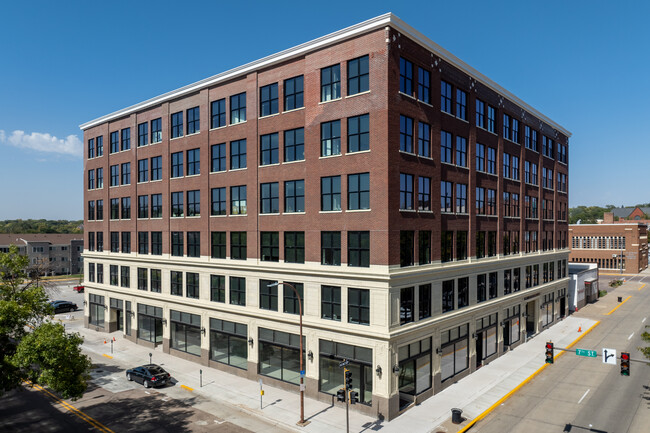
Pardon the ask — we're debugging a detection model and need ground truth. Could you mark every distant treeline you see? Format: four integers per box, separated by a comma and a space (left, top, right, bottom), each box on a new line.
569, 204, 650, 224
0, 219, 83, 234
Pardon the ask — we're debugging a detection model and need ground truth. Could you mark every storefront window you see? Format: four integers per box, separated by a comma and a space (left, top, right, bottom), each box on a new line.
137, 303, 163, 344
441, 324, 468, 382
209, 318, 248, 369
259, 328, 304, 385
89, 293, 105, 327
398, 337, 431, 401
171, 310, 201, 356
318, 340, 372, 404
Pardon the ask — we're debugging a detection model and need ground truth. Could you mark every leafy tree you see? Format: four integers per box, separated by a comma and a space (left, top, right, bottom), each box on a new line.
0, 219, 83, 234
640, 329, 650, 360
0, 245, 91, 399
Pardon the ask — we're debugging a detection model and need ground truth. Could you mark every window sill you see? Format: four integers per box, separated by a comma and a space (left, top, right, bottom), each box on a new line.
346, 149, 371, 155
284, 211, 306, 215
210, 214, 227, 218
170, 176, 184, 180
456, 116, 469, 124
347, 208, 371, 213
282, 159, 305, 165
229, 167, 247, 172
170, 135, 184, 141
346, 90, 371, 99
319, 210, 342, 214
319, 154, 342, 160
399, 150, 417, 157
258, 112, 280, 120
209, 124, 228, 132
210, 170, 227, 174
319, 97, 342, 105
229, 214, 247, 217
259, 213, 281, 216
398, 91, 417, 101
230, 120, 247, 126
259, 163, 280, 168
186, 131, 200, 138
282, 106, 306, 114
150, 179, 163, 183
186, 174, 200, 178
399, 209, 416, 212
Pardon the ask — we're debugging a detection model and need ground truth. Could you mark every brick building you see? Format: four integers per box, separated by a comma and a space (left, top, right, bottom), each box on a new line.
80, 14, 570, 419
569, 223, 648, 273
0, 234, 84, 275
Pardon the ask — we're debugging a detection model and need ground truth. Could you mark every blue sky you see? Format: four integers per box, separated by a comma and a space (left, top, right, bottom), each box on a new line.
0, 0, 647, 220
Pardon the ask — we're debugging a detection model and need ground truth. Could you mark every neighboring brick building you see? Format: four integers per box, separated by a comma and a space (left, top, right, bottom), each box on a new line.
80, 13, 570, 419
0, 234, 84, 275
602, 208, 650, 226
569, 223, 648, 273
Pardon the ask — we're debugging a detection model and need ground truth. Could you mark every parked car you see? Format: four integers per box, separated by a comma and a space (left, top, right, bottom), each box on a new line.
50, 300, 78, 314
73, 285, 84, 293
126, 364, 171, 388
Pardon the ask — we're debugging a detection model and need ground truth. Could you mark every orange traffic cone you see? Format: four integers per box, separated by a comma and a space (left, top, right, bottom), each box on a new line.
103, 340, 107, 344
112, 337, 116, 341
578, 326, 582, 332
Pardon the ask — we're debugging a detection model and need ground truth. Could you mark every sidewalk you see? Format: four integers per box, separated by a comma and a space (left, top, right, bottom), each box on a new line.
61, 298, 617, 433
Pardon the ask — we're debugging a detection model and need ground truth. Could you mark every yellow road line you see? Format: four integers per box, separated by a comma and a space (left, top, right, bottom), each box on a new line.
180, 384, 194, 392
639, 283, 646, 291
606, 295, 632, 315
25, 380, 115, 433
102, 354, 113, 359
457, 321, 600, 433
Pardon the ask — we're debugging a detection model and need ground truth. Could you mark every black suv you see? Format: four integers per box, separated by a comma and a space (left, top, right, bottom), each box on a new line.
50, 300, 78, 314
126, 364, 171, 388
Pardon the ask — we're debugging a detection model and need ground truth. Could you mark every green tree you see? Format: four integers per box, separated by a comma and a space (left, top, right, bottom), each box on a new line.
0, 245, 91, 399
640, 329, 650, 360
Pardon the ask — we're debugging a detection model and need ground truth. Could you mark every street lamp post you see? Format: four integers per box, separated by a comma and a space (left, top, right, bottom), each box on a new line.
268, 281, 307, 426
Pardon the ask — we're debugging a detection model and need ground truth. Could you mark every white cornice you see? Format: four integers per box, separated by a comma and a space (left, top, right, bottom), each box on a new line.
80, 12, 571, 137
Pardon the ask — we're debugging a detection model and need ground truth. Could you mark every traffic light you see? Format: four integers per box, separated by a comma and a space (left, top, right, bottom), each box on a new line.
344, 369, 352, 390
620, 352, 630, 376
545, 342, 554, 364
349, 390, 358, 405
336, 388, 346, 402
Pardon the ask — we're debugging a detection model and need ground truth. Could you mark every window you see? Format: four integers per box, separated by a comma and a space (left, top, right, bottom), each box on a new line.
187, 148, 200, 176
348, 55, 369, 95
456, 89, 467, 120
121, 197, 131, 219
151, 194, 162, 218
418, 177, 431, 211
171, 152, 183, 178
229, 277, 246, 306
284, 180, 305, 213
259, 280, 278, 311
187, 231, 200, 257
476, 187, 485, 215
121, 162, 131, 185
487, 105, 496, 133
400, 173, 414, 210
512, 156, 520, 180
110, 131, 119, 153
151, 156, 162, 181
418, 67, 430, 103
488, 231, 497, 256
88, 138, 95, 158
230, 92, 246, 124
138, 159, 148, 183
511, 118, 519, 143
321, 120, 341, 156
138, 231, 148, 254
477, 274, 487, 303
283, 283, 304, 315
88, 201, 95, 220
321, 64, 341, 101
211, 187, 226, 216
456, 231, 467, 260
171, 111, 183, 138
456, 136, 467, 167
211, 98, 226, 129
231, 185, 247, 215
400, 287, 414, 325
442, 280, 454, 312
96, 136, 103, 156
109, 264, 118, 284
260, 182, 279, 214
441, 130, 452, 163
97, 232, 103, 252
230, 232, 247, 260
441, 181, 452, 212
110, 165, 119, 187
170, 310, 201, 355
151, 118, 162, 143
419, 231, 431, 264
476, 99, 485, 128
348, 114, 369, 153
96, 168, 103, 188
476, 143, 485, 172
230, 139, 246, 169
399, 58, 413, 95
88, 170, 95, 189
119, 128, 130, 151
151, 232, 162, 255
138, 195, 148, 218
210, 275, 225, 302
211, 143, 226, 172
110, 199, 119, 220
348, 173, 369, 210
487, 189, 496, 215
284, 128, 304, 161
503, 114, 511, 139
260, 232, 279, 262
171, 231, 184, 256
186, 272, 199, 298
457, 277, 469, 308
348, 231, 369, 267
503, 153, 511, 178
418, 122, 430, 157
487, 147, 496, 174
321, 176, 341, 211
284, 232, 305, 263
260, 133, 279, 165
400, 231, 414, 267
321, 231, 341, 265
441, 80, 452, 113
321, 285, 341, 321
399, 115, 414, 153
456, 184, 467, 213
121, 265, 130, 287
348, 288, 369, 325
419, 284, 432, 319
284, 75, 304, 110
211, 232, 226, 259
260, 83, 279, 117
171, 192, 183, 217
96, 200, 103, 220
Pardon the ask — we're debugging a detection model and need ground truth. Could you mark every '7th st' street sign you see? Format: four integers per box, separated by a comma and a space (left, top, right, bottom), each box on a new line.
576, 349, 597, 358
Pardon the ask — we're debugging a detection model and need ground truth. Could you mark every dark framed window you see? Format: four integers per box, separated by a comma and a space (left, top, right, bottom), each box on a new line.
211, 143, 226, 172
260, 232, 279, 262
441, 181, 452, 213
186, 272, 199, 298
347, 114, 369, 153
96, 263, 103, 282
418, 122, 430, 157
476, 99, 485, 128
171, 151, 183, 178
283, 283, 304, 315
260, 182, 279, 214
110, 131, 119, 153
321, 231, 341, 265
121, 162, 131, 185
138, 231, 148, 254
121, 197, 131, 219
230, 92, 246, 124
400, 286, 414, 325
456, 89, 467, 120
348, 231, 370, 267
120, 128, 131, 151
88, 170, 95, 190
187, 231, 200, 258
211, 187, 226, 216
418, 176, 431, 211
284, 75, 304, 110
110, 198, 119, 220
456, 137, 467, 167
151, 193, 162, 218
321, 120, 341, 156
442, 280, 454, 312
348, 173, 369, 210
137, 304, 162, 343
284, 232, 304, 263
400, 231, 414, 267
348, 55, 369, 95
151, 232, 162, 255
418, 67, 430, 103
171, 231, 184, 257
110, 165, 119, 187
348, 288, 370, 325
230, 232, 247, 260
210, 275, 225, 303
260, 133, 279, 165
170, 310, 201, 356
284, 128, 304, 162
151, 118, 162, 143
88, 138, 95, 158
96, 200, 103, 220
477, 274, 487, 302
321, 285, 341, 321
321, 176, 341, 211
211, 98, 226, 129
230, 139, 246, 169
419, 231, 431, 264
231, 185, 247, 215
151, 156, 162, 181
441, 130, 452, 163
96, 136, 104, 155
440, 324, 469, 381
187, 107, 200, 133
187, 148, 200, 176
96, 168, 103, 188
88, 201, 95, 221
209, 318, 248, 369
400, 173, 414, 210
187, 190, 200, 217
441, 80, 452, 113
456, 184, 467, 213
109, 264, 118, 285
120, 265, 130, 288
138, 195, 148, 219
259, 279, 278, 311
171, 111, 183, 138
171, 271, 183, 296
399, 115, 413, 153
171, 191, 183, 217
211, 232, 226, 259
441, 231, 453, 262
121, 231, 131, 253
487, 147, 496, 174
284, 180, 304, 213
419, 284, 432, 319
321, 64, 341, 101
260, 83, 279, 117
229, 276, 246, 306
399, 57, 413, 95
487, 105, 496, 133
138, 159, 148, 183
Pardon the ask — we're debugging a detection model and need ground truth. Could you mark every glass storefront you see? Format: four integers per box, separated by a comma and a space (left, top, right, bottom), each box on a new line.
259, 328, 304, 385
170, 310, 201, 356
441, 324, 469, 382
89, 294, 105, 327
398, 337, 432, 408
209, 318, 248, 369
319, 340, 372, 404
137, 304, 163, 344
476, 313, 497, 362
503, 305, 520, 347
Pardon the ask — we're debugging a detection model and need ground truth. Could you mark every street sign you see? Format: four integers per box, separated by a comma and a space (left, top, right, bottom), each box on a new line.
575, 349, 597, 358
603, 348, 617, 365
339, 360, 349, 367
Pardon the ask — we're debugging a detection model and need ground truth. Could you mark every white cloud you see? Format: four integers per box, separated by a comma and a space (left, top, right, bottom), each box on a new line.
0, 129, 82, 157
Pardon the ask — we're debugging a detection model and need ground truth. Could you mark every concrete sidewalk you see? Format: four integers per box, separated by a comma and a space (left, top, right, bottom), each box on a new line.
59, 310, 601, 433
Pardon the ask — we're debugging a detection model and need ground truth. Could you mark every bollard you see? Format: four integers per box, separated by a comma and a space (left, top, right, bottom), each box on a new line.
200, 369, 202, 388
451, 408, 463, 424
618, 296, 622, 302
